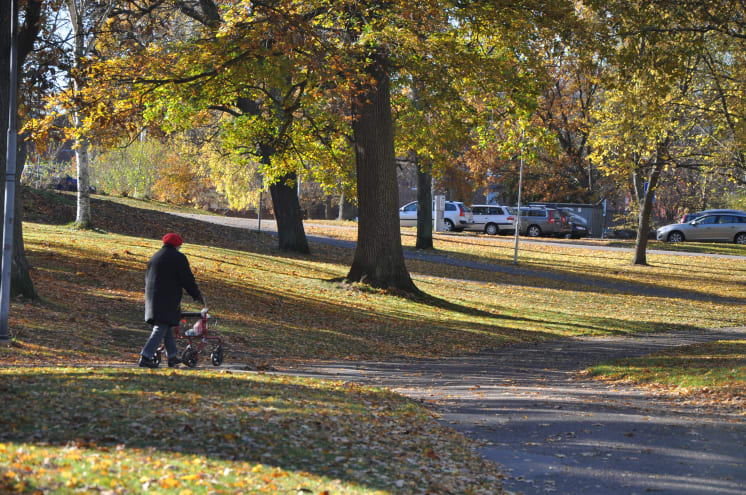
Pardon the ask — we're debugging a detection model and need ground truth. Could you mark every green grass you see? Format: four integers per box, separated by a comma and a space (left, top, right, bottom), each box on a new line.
0, 368, 502, 494
7, 188, 746, 367
609, 239, 746, 256
586, 340, 746, 397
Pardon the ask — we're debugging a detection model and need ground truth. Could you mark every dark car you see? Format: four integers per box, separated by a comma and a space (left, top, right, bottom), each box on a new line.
559, 209, 590, 238
515, 206, 571, 237
54, 175, 96, 193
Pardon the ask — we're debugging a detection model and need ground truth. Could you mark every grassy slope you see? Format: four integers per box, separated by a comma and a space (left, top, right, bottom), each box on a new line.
585, 340, 746, 412
6, 188, 746, 366
0, 367, 502, 494
3, 190, 505, 494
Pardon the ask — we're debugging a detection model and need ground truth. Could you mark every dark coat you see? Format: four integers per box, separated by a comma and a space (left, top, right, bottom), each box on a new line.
144, 245, 203, 325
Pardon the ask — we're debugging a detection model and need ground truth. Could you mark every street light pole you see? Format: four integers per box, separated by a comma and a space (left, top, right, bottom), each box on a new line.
257, 190, 262, 232
0, 0, 19, 343
513, 132, 524, 265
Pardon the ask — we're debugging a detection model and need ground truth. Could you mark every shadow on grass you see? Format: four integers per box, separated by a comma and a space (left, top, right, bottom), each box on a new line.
27, 189, 743, 306
23, 188, 273, 258
400, 245, 746, 305
18, 226, 737, 367
0, 368, 437, 492
19, 192, 744, 365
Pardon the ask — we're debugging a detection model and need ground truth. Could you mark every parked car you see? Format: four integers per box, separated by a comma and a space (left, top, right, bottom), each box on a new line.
559, 209, 590, 238
657, 212, 746, 244
399, 200, 472, 232
465, 205, 515, 235
53, 175, 96, 193
681, 209, 746, 223
515, 206, 570, 237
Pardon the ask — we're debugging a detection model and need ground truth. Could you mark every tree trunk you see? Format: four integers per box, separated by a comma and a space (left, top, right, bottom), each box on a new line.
267, 166, 309, 253
74, 136, 92, 228
0, 6, 38, 300
67, 0, 92, 229
632, 161, 663, 265
347, 51, 416, 291
11, 141, 37, 299
237, 97, 310, 254
337, 191, 345, 221
415, 154, 433, 250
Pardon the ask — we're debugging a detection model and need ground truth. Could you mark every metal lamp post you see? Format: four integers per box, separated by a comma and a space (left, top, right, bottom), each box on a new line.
0, 0, 19, 342
513, 132, 524, 265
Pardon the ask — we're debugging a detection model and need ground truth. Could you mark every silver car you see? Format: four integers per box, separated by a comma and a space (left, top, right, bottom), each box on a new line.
657, 213, 746, 244
465, 205, 515, 235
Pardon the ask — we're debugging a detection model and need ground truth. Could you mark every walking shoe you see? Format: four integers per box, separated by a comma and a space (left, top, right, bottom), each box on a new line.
168, 356, 182, 368
138, 355, 158, 369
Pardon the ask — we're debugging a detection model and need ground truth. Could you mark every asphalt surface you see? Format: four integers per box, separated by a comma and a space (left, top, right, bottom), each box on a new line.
288, 328, 746, 495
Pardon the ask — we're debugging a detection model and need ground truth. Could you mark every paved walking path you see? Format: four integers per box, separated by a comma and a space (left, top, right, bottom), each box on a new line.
285, 328, 746, 495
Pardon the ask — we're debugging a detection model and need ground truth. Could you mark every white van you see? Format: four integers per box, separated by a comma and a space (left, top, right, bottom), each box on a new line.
399, 201, 473, 232
464, 205, 516, 235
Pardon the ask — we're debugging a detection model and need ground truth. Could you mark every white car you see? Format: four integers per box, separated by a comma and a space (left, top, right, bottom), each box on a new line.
464, 204, 515, 235
399, 200, 472, 232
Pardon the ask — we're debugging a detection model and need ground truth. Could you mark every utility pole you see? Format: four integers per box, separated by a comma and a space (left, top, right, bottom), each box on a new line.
0, 0, 19, 342
513, 132, 524, 265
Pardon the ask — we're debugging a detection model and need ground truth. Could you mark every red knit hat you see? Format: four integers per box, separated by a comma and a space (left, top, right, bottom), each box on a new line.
162, 233, 183, 247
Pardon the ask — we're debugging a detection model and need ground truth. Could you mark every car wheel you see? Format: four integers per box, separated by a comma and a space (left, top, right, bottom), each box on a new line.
485, 223, 499, 235
735, 233, 746, 245
443, 219, 454, 232
667, 231, 684, 243
527, 225, 541, 237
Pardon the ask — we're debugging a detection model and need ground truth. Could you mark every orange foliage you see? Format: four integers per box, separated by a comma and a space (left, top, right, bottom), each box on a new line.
151, 150, 213, 207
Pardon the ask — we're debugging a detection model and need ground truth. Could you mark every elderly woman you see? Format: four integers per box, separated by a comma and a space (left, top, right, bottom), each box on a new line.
139, 233, 204, 368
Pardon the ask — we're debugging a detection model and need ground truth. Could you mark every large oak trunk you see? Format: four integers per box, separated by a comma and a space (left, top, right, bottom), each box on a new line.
11, 142, 36, 298
346, 51, 416, 291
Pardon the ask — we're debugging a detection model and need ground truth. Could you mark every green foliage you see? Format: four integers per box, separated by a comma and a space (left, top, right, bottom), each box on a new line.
92, 136, 229, 210
92, 138, 164, 198
726, 190, 746, 211
20, 160, 74, 189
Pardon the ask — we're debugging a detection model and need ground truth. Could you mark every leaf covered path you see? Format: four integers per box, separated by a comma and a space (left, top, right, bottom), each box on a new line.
285, 327, 746, 495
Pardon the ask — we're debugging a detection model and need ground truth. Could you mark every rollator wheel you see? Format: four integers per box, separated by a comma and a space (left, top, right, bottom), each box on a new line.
153, 350, 162, 366
182, 347, 198, 368
211, 345, 224, 367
